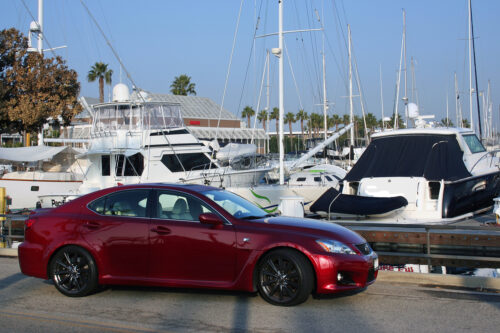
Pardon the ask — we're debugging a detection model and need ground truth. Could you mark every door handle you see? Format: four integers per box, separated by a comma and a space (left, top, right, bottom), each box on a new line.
151, 226, 171, 235
84, 221, 100, 230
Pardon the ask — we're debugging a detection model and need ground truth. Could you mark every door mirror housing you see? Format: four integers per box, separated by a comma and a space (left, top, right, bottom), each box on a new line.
199, 213, 223, 226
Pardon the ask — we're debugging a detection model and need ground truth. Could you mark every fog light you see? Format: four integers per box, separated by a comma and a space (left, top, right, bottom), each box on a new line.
337, 272, 343, 282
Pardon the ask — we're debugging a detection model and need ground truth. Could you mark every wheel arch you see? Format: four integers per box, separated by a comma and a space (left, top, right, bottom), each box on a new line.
251, 245, 317, 293
46, 242, 100, 279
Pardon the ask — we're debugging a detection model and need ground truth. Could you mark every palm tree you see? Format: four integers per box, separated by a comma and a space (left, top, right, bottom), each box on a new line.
257, 109, 268, 131
441, 117, 454, 127
296, 109, 308, 144
332, 114, 340, 131
284, 112, 296, 137
271, 107, 279, 136
170, 74, 196, 96
461, 118, 470, 128
342, 114, 350, 125
87, 62, 113, 103
241, 106, 255, 128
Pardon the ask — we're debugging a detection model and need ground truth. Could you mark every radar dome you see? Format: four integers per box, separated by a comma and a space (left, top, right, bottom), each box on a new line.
112, 83, 130, 102
408, 103, 419, 118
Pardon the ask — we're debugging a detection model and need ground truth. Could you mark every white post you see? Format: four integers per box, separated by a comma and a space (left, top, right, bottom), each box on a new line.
468, 0, 474, 130
379, 64, 385, 130
278, 0, 285, 185
348, 25, 354, 148
322, 52, 327, 141
37, 0, 43, 54
266, 50, 270, 154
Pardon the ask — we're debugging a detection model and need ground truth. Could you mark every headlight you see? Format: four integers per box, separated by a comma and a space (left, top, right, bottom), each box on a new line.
316, 239, 357, 255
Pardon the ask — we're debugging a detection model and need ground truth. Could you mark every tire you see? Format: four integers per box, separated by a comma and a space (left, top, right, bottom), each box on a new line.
257, 248, 313, 306
49, 245, 98, 297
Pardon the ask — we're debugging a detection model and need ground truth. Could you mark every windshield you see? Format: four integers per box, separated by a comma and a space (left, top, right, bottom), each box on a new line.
462, 134, 486, 154
201, 189, 269, 219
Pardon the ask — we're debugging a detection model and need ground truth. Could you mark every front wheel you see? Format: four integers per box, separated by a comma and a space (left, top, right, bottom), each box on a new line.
257, 249, 313, 306
49, 245, 98, 297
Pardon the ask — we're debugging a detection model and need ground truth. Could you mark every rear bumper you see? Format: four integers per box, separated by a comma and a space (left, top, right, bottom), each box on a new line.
18, 242, 47, 279
312, 252, 378, 294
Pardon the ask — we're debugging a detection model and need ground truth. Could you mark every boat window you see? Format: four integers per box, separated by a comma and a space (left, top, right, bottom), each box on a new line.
88, 189, 150, 217
116, 155, 125, 176
463, 134, 486, 153
161, 153, 215, 172
325, 176, 333, 181
124, 153, 144, 176
314, 176, 322, 182
101, 155, 110, 176
296, 177, 306, 182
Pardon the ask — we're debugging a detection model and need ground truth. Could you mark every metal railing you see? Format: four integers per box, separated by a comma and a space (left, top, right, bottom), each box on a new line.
335, 220, 500, 268
0, 214, 27, 248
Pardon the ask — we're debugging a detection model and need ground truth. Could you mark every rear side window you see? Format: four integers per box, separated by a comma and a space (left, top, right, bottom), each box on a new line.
88, 189, 150, 217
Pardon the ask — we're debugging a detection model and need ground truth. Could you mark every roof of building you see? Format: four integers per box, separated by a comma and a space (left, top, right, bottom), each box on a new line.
145, 93, 237, 121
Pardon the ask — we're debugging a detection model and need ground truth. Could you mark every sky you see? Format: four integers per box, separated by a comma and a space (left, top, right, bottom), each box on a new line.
1, 0, 499, 134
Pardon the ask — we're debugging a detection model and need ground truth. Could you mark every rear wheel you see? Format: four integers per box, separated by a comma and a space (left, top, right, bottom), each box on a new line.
257, 249, 313, 306
49, 245, 98, 297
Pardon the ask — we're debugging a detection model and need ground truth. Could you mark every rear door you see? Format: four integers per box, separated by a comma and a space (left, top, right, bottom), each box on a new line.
149, 190, 237, 283
82, 189, 151, 279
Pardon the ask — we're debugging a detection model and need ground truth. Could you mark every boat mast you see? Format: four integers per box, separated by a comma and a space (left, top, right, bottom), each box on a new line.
348, 25, 354, 151
454, 72, 462, 127
468, 0, 473, 131
266, 50, 270, 154
379, 64, 385, 130
322, 52, 328, 141
278, 0, 285, 185
469, 0, 482, 140
402, 10, 408, 127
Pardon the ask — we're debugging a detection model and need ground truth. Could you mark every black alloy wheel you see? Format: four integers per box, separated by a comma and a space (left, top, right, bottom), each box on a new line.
257, 249, 313, 306
49, 245, 98, 297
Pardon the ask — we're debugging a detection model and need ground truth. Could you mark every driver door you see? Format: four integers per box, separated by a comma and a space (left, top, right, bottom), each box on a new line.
148, 190, 237, 283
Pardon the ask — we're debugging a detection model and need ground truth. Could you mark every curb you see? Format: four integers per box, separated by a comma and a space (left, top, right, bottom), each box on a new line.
0, 248, 18, 257
377, 270, 500, 291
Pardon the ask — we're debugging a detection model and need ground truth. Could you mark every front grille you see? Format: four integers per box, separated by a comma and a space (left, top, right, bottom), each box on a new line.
355, 243, 372, 255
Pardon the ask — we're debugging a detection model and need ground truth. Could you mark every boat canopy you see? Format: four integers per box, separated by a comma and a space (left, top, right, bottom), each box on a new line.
92, 102, 183, 133
345, 134, 471, 182
0, 146, 77, 162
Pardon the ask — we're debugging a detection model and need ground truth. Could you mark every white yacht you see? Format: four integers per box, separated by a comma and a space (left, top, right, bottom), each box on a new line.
38, 85, 270, 208
0, 145, 87, 210
310, 126, 500, 223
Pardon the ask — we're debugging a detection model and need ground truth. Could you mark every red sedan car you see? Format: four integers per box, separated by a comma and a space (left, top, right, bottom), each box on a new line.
19, 183, 378, 306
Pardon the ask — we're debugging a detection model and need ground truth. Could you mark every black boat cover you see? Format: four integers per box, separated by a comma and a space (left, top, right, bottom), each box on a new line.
345, 134, 471, 182
310, 188, 408, 216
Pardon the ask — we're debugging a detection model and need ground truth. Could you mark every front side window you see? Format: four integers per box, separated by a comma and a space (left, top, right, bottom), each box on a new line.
88, 189, 149, 217
156, 191, 213, 221
463, 134, 486, 154
201, 189, 268, 219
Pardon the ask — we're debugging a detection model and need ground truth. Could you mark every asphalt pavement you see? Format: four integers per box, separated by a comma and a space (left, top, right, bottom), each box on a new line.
1, 256, 499, 333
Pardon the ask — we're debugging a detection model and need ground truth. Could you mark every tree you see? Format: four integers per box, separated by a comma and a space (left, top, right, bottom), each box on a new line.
241, 105, 255, 128
257, 109, 268, 132
0, 28, 82, 135
390, 113, 406, 129
271, 107, 279, 135
461, 118, 470, 128
170, 74, 196, 96
441, 117, 454, 127
296, 109, 308, 143
365, 113, 379, 133
87, 62, 112, 103
331, 114, 340, 131
284, 112, 295, 138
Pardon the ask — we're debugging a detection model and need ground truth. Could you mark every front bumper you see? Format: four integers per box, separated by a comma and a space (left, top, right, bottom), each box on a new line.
312, 252, 378, 294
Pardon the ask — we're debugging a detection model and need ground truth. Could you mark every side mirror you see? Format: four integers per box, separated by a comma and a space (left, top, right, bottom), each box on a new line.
199, 213, 223, 226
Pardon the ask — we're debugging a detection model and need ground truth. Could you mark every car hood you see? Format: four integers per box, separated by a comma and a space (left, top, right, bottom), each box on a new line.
250, 216, 366, 245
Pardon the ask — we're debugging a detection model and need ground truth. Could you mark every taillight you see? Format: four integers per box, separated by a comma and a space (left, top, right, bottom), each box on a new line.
25, 218, 35, 231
